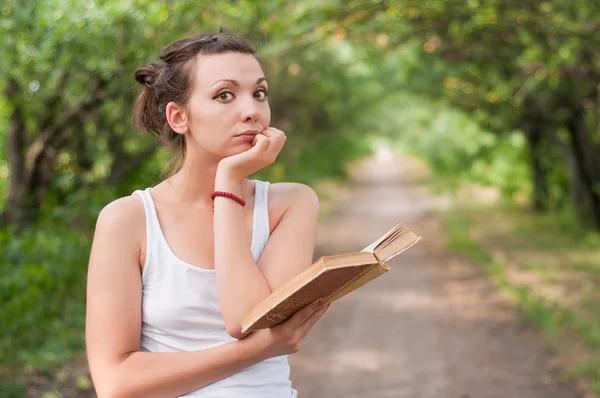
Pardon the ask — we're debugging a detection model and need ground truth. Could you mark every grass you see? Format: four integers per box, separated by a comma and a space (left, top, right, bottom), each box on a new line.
443, 201, 600, 396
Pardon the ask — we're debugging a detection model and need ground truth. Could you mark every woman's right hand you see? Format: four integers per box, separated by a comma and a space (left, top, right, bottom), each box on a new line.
246, 299, 330, 359
217, 127, 287, 183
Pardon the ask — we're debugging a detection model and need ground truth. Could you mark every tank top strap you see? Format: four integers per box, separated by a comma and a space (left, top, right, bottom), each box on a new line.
250, 180, 271, 261
132, 188, 161, 272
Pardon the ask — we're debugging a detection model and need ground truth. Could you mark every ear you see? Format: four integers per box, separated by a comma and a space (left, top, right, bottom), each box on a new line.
165, 101, 189, 135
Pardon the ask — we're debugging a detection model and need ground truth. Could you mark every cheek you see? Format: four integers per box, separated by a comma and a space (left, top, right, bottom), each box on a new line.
188, 100, 225, 132
262, 104, 271, 126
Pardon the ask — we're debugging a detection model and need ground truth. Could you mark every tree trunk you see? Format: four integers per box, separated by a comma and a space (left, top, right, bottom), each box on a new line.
549, 128, 590, 212
1, 77, 107, 227
105, 143, 159, 187
1, 80, 28, 227
597, 83, 600, 140
524, 123, 549, 212
566, 108, 600, 228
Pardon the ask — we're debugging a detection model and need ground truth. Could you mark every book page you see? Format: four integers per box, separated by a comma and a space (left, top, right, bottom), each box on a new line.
375, 230, 421, 263
360, 223, 402, 253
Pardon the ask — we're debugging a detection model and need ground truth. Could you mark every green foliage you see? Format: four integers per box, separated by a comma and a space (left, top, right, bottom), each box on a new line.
379, 94, 531, 197
0, 0, 382, 221
0, 381, 26, 398
345, 0, 600, 222
2, 0, 600, 391
0, 224, 89, 371
0, 0, 385, 380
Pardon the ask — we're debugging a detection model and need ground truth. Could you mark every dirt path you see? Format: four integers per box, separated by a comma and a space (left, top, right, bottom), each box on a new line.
24, 152, 583, 398
289, 152, 581, 398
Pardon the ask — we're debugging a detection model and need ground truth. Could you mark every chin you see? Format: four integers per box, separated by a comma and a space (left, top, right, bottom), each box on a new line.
226, 145, 251, 156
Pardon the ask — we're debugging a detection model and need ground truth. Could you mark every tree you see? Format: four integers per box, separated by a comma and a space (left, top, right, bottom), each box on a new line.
335, 0, 600, 226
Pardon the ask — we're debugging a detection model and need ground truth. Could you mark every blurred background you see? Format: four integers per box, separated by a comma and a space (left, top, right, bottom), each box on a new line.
1, 0, 599, 397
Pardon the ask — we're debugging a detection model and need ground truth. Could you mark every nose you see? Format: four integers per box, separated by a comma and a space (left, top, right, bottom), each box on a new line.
240, 96, 261, 123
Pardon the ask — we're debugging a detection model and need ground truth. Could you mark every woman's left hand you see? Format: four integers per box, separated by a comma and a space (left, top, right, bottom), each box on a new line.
217, 127, 287, 182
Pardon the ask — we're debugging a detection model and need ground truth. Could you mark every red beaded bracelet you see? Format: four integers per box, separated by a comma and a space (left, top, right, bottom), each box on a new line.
210, 191, 246, 207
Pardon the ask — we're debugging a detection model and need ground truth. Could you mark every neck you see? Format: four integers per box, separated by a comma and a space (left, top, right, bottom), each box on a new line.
165, 151, 249, 207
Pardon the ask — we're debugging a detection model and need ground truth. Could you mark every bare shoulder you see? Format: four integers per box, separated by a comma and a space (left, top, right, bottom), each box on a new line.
96, 195, 145, 234
268, 182, 318, 208
266, 182, 319, 230
92, 195, 145, 264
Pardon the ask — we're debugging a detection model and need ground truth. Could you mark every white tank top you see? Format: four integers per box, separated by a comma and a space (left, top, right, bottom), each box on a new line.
133, 180, 297, 397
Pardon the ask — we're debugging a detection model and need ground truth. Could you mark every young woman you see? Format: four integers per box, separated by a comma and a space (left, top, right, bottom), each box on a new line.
85, 32, 329, 397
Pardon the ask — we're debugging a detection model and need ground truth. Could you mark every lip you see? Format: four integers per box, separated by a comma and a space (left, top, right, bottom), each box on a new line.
236, 134, 256, 142
236, 129, 261, 137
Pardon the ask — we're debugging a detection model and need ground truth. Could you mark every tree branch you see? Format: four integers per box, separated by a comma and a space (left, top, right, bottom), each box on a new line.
36, 70, 72, 133
105, 142, 160, 187
26, 76, 106, 171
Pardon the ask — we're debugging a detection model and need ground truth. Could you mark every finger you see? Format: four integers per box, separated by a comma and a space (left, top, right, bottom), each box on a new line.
261, 130, 285, 158
261, 127, 281, 136
262, 127, 286, 141
297, 304, 329, 339
250, 133, 270, 153
284, 299, 326, 329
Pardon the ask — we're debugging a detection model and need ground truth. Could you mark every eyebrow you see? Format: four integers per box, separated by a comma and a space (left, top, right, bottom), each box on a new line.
211, 77, 267, 87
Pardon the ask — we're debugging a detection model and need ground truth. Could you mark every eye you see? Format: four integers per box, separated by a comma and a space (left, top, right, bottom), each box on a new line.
214, 91, 234, 101
255, 89, 268, 100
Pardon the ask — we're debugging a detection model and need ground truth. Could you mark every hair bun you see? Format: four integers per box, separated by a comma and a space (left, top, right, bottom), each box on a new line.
135, 62, 162, 86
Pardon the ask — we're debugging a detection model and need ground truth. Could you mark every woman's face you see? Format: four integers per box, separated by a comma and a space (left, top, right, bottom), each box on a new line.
184, 52, 271, 158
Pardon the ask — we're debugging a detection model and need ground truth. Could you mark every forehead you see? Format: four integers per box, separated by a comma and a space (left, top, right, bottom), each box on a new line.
193, 52, 264, 87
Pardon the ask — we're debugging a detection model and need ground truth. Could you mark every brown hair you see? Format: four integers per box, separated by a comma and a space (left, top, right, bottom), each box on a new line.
133, 31, 264, 172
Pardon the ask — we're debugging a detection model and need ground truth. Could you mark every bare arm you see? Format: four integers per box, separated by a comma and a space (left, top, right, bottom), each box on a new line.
97, 342, 264, 398
214, 173, 320, 338
86, 197, 270, 397
256, 183, 320, 289
212, 173, 272, 338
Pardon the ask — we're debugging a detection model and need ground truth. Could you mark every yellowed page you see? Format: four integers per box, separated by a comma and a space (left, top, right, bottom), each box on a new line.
361, 223, 402, 253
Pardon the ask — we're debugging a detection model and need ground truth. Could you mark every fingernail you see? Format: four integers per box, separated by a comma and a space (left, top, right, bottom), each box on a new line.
316, 299, 325, 307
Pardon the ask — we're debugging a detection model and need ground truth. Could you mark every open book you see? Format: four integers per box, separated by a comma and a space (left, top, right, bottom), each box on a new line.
240, 223, 421, 333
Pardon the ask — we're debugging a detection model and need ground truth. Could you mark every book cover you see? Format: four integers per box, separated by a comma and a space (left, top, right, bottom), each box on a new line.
241, 223, 420, 333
